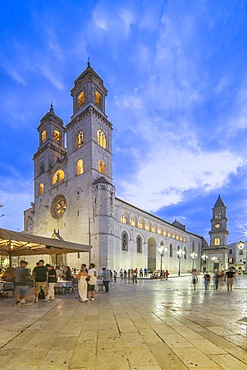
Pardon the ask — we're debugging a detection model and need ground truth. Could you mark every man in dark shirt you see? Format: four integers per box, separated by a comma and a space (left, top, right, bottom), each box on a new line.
14, 260, 32, 306
225, 267, 235, 291
46, 264, 57, 300
33, 260, 48, 302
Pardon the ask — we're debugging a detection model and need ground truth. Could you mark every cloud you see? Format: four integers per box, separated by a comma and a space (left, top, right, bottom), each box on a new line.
118, 144, 244, 212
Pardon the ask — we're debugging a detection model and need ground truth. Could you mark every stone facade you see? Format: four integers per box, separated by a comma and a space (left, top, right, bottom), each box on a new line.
24, 63, 205, 272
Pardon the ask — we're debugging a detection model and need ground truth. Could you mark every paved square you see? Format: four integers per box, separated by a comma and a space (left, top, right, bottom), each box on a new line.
0, 276, 246, 369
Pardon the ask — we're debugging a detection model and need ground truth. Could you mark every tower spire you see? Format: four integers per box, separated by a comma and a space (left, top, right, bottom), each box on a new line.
50, 102, 54, 114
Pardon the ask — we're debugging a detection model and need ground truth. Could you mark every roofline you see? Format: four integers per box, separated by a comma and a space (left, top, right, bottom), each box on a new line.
115, 197, 204, 240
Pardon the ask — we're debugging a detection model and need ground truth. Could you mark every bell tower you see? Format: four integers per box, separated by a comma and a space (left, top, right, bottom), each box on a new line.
66, 61, 113, 186
209, 195, 229, 247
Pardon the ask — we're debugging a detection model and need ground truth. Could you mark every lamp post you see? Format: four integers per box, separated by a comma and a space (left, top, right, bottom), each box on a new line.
201, 254, 208, 272
158, 245, 167, 277
237, 241, 246, 273
177, 249, 185, 276
190, 252, 198, 270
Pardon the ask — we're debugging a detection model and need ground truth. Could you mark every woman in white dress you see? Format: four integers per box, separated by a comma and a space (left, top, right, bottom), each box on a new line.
77, 267, 88, 302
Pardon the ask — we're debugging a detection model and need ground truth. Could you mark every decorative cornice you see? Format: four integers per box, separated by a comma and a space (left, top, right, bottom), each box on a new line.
66, 106, 113, 131
33, 143, 67, 159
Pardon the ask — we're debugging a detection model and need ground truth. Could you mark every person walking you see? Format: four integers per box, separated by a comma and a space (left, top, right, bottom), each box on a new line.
204, 271, 211, 292
46, 264, 57, 300
225, 267, 235, 291
132, 268, 138, 283
77, 267, 88, 302
33, 260, 48, 302
87, 263, 97, 301
113, 270, 117, 283
102, 268, 111, 292
213, 270, 220, 290
191, 269, 198, 290
14, 260, 32, 306
165, 270, 169, 280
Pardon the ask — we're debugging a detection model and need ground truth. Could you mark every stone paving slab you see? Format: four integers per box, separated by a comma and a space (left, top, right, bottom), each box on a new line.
0, 276, 246, 369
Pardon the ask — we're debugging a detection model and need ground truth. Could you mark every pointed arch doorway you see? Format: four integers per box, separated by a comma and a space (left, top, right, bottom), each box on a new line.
148, 237, 156, 272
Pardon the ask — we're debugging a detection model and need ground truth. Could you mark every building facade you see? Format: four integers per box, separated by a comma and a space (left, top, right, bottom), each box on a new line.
24, 63, 206, 272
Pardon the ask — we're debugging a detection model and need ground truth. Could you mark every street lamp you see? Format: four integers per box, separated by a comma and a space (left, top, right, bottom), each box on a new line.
190, 252, 198, 270
177, 249, 185, 276
158, 245, 167, 276
201, 254, 208, 272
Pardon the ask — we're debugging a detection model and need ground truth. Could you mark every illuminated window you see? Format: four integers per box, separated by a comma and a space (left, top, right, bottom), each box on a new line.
76, 159, 83, 176
163, 229, 167, 236
52, 170, 65, 185
54, 130, 60, 143
122, 231, 128, 251
145, 223, 150, 231
121, 215, 127, 224
169, 244, 173, 257
137, 236, 142, 253
138, 219, 143, 229
167, 232, 171, 237
130, 218, 136, 227
151, 225, 156, 233
172, 233, 175, 238
97, 130, 106, 149
98, 160, 105, 174
95, 91, 101, 107
41, 130, 46, 143
76, 131, 84, 148
39, 183, 44, 195
176, 235, 179, 240
157, 227, 161, 234
214, 237, 220, 246
180, 236, 183, 241
183, 237, 187, 243
78, 91, 84, 108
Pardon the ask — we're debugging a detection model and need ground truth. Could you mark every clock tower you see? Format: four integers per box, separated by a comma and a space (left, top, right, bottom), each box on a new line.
202, 195, 229, 271
209, 195, 229, 247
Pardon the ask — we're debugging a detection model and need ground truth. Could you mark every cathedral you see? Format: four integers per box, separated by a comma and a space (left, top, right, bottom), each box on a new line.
24, 62, 208, 273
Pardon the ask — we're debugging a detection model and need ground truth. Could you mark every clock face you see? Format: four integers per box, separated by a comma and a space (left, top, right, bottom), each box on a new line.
51, 195, 67, 219
214, 223, 221, 229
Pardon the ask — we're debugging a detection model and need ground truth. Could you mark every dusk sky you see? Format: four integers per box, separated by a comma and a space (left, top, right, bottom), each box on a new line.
1, 0, 247, 244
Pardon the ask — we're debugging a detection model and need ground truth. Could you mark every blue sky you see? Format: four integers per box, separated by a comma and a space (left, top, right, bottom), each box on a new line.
1, 0, 247, 243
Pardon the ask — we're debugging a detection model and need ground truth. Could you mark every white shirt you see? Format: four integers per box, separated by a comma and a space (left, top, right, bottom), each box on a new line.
87, 268, 97, 285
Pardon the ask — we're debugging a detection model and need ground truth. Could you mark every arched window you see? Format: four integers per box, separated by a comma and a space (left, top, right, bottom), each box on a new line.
151, 224, 156, 233
98, 160, 105, 174
137, 236, 142, 253
239, 249, 243, 255
130, 218, 136, 227
192, 240, 195, 252
52, 170, 65, 185
76, 159, 83, 176
39, 183, 44, 196
95, 91, 101, 107
39, 161, 44, 174
26, 216, 33, 233
229, 249, 232, 255
76, 131, 84, 149
169, 243, 173, 257
145, 223, 150, 231
97, 130, 106, 149
122, 232, 128, 251
121, 215, 127, 224
138, 219, 143, 229
214, 237, 220, 246
78, 91, 84, 108
54, 130, 60, 143
157, 227, 161, 234
41, 130, 46, 143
